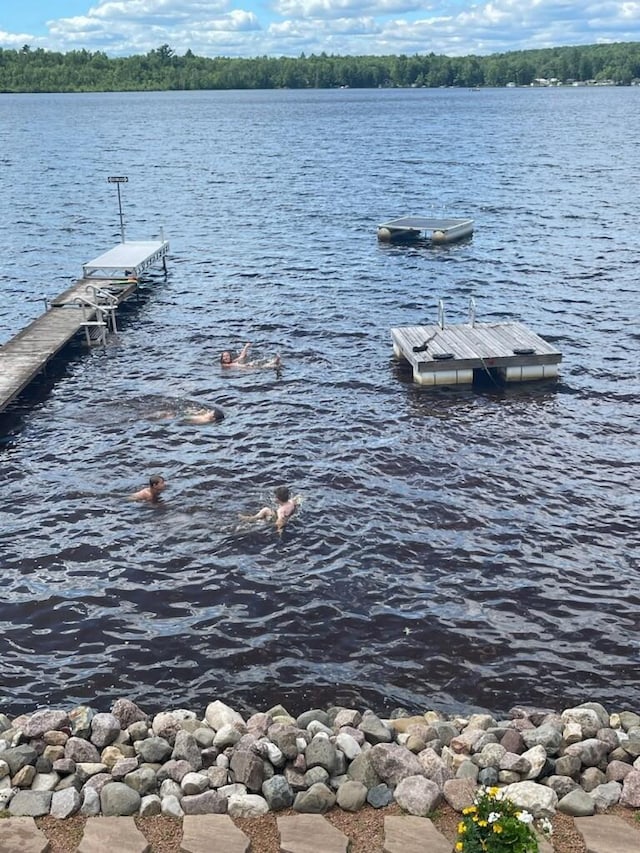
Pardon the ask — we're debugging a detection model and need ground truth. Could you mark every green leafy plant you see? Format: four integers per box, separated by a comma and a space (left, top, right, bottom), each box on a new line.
455, 786, 553, 853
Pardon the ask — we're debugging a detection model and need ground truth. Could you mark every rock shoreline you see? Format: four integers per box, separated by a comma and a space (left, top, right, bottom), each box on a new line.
1, 699, 639, 824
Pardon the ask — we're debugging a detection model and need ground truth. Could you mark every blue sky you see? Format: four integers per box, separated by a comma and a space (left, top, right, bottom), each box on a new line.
1, 1, 639, 59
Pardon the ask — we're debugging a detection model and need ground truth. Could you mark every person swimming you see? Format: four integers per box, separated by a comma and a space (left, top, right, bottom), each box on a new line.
147, 402, 224, 423
240, 486, 298, 533
129, 474, 167, 503
220, 342, 281, 369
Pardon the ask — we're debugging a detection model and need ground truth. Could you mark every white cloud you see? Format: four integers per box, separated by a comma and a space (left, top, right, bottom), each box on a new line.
2, 0, 640, 58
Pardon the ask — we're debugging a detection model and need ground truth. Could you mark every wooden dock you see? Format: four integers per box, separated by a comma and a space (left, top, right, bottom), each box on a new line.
392, 309, 562, 387
378, 215, 474, 244
0, 238, 169, 415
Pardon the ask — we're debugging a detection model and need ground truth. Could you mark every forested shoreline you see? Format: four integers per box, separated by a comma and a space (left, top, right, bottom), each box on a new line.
1, 41, 639, 92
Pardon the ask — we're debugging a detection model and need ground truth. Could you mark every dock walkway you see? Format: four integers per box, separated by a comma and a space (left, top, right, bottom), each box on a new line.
0, 237, 168, 415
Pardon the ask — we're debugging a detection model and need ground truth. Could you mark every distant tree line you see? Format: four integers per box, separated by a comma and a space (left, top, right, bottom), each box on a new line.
1, 41, 639, 93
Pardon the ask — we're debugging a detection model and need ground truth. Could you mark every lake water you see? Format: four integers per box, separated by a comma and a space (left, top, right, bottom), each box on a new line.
0, 87, 638, 719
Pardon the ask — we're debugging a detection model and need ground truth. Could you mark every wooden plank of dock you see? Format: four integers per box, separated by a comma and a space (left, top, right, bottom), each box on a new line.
391, 322, 562, 386
0, 307, 90, 412
0, 237, 169, 416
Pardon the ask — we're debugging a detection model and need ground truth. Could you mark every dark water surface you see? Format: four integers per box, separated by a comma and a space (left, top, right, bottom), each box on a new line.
0, 88, 638, 719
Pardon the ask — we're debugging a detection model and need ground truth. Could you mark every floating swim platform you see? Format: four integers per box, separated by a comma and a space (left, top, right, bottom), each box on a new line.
391, 300, 561, 387
377, 215, 474, 244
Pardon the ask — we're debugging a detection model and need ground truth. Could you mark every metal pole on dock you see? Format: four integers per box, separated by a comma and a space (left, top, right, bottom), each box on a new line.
107, 175, 128, 243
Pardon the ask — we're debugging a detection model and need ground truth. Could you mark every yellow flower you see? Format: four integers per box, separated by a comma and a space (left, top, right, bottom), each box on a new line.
457, 822, 466, 834
455, 843, 464, 852
493, 824, 503, 834
463, 805, 477, 814
477, 819, 488, 827
489, 786, 499, 796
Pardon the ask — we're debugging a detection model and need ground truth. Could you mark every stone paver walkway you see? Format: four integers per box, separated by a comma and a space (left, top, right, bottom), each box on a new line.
2, 811, 640, 852
574, 814, 640, 853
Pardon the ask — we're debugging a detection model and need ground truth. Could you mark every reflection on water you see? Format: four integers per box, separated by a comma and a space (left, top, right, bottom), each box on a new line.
0, 87, 638, 717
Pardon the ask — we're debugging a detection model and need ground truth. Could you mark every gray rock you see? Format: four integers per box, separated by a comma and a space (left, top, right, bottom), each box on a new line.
111, 757, 139, 780
135, 735, 172, 763
369, 742, 424, 786
50, 787, 81, 818
521, 723, 563, 755
359, 710, 393, 744
564, 738, 610, 767
128, 721, 150, 742
456, 759, 479, 781
554, 754, 581, 778
90, 713, 121, 749
619, 711, 640, 732
157, 758, 192, 783
297, 709, 331, 729
502, 781, 558, 818
80, 786, 100, 815
8, 789, 52, 816
100, 781, 141, 816
139, 793, 162, 816
545, 775, 579, 798
606, 759, 633, 782
151, 712, 181, 744
305, 736, 338, 775
262, 774, 294, 810
193, 727, 215, 749
68, 706, 94, 739
227, 793, 270, 818
65, 737, 100, 764
336, 779, 367, 812
12, 765, 36, 787
181, 790, 227, 814
333, 709, 362, 729
111, 698, 148, 729
229, 735, 264, 792
478, 767, 498, 786
172, 728, 203, 770
346, 751, 382, 790
23, 709, 69, 739
205, 700, 245, 731
589, 781, 621, 812
366, 783, 394, 808
82, 772, 112, 795
304, 765, 329, 787
267, 724, 300, 760
557, 788, 596, 816
521, 745, 548, 779
181, 771, 209, 795
161, 793, 184, 817
500, 751, 531, 775
620, 768, 640, 807
31, 771, 60, 791
213, 724, 243, 749
1, 745, 38, 776
417, 747, 453, 787
393, 775, 440, 816
580, 767, 606, 791
293, 781, 336, 813
124, 765, 157, 795
207, 766, 229, 788
443, 777, 476, 812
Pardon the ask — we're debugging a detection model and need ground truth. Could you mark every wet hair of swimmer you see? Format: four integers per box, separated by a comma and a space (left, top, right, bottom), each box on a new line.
274, 486, 290, 503
149, 474, 165, 489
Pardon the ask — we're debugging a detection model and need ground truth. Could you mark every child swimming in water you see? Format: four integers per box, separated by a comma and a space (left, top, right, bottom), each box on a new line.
240, 486, 298, 533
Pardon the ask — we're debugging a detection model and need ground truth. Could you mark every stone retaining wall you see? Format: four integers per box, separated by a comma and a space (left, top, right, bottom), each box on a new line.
1, 699, 639, 821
